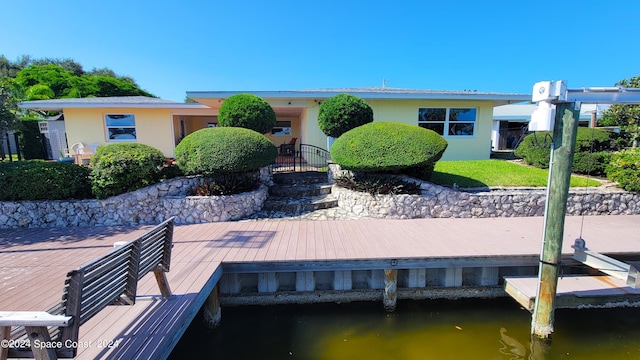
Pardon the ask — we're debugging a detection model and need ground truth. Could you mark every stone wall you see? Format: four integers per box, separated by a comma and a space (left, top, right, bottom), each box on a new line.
0, 167, 272, 229
329, 164, 640, 219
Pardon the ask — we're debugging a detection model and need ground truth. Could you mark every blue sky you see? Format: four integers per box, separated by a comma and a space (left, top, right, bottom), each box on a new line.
2, 1, 638, 102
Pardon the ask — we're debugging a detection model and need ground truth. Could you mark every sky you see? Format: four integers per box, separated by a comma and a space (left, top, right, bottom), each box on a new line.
2, 0, 639, 102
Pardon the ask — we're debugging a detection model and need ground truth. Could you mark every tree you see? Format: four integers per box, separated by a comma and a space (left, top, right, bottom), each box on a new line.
318, 94, 373, 138
599, 76, 640, 148
0, 79, 19, 133
218, 94, 276, 134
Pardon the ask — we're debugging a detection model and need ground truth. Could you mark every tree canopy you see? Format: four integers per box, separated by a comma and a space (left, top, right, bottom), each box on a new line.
0, 55, 155, 131
599, 76, 640, 147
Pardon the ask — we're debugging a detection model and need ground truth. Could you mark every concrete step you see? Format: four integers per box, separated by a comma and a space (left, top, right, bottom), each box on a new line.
262, 194, 338, 214
272, 172, 328, 185
269, 183, 333, 197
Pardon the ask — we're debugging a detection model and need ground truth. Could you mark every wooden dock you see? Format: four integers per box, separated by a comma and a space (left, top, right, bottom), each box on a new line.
1, 215, 640, 359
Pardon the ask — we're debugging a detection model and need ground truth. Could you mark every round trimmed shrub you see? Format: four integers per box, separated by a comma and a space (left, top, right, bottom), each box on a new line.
330, 122, 448, 178
218, 94, 276, 134
175, 127, 277, 175
515, 127, 615, 175
318, 94, 374, 138
0, 160, 91, 200
90, 143, 166, 199
606, 149, 640, 191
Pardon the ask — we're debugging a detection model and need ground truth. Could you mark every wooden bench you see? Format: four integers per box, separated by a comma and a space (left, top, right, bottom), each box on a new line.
0, 217, 175, 360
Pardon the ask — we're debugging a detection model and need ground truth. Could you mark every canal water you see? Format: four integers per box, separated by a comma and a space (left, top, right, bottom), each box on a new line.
169, 298, 640, 359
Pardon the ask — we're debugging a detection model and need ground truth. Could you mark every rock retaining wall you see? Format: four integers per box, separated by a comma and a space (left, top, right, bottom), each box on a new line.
0, 167, 272, 229
329, 164, 640, 219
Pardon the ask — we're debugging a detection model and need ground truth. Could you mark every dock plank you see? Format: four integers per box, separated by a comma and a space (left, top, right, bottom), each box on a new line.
1, 215, 640, 359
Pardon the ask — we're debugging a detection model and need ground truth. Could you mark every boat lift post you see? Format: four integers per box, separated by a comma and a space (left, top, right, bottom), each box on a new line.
529, 81, 640, 340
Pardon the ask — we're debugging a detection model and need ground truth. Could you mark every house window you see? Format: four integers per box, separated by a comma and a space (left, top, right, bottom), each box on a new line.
418, 108, 477, 136
105, 114, 136, 141
271, 120, 292, 135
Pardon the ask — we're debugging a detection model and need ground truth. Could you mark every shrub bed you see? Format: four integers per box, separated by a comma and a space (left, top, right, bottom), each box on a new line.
330, 122, 447, 179
0, 160, 91, 200
218, 94, 276, 134
90, 143, 166, 199
606, 149, 640, 191
334, 173, 421, 195
515, 127, 616, 176
175, 127, 277, 175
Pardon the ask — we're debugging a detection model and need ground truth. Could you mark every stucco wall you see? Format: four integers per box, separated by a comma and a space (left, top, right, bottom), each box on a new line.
298, 98, 496, 161
64, 107, 176, 157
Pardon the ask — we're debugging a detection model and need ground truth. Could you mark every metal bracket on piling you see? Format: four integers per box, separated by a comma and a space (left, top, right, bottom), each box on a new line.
571, 238, 639, 288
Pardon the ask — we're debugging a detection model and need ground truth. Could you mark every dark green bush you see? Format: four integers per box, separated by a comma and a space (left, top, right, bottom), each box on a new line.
515, 127, 616, 175
218, 94, 276, 134
606, 149, 640, 191
18, 118, 46, 160
175, 127, 277, 175
334, 173, 421, 195
318, 94, 374, 138
573, 151, 612, 176
330, 122, 448, 179
90, 143, 166, 199
0, 160, 91, 200
190, 172, 260, 196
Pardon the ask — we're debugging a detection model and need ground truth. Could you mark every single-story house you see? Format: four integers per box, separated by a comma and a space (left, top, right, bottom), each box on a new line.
491, 103, 611, 150
19, 88, 530, 161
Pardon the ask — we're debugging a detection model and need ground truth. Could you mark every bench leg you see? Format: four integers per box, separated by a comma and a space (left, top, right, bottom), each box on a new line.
154, 271, 172, 298
24, 326, 58, 360
1, 326, 10, 360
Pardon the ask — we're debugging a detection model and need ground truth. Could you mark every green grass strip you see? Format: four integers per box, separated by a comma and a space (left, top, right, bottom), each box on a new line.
430, 160, 601, 188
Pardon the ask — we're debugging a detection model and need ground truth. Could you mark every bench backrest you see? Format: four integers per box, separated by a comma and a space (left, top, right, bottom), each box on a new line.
56, 217, 174, 357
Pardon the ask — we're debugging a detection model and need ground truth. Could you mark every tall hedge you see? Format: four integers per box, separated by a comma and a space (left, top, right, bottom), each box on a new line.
514, 127, 616, 176
90, 143, 166, 199
330, 122, 447, 179
18, 118, 46, 160
175, 127, 277, 175
218, 94, 276, 134
318, 94, 374, 138
0, 160, 91, 200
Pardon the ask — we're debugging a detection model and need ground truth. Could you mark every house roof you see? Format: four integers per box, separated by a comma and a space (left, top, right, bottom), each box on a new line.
493, 103, 611, 121
18, 96, 209, 111
187, 87, 531, 105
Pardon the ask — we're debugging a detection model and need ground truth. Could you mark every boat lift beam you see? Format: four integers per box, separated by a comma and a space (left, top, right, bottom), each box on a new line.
571, 238, 640, 288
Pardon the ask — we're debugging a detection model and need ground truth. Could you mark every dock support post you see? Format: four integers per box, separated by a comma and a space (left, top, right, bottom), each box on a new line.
408, 269, 426, 288
258, 272, 278, 293
480, 267, 499, 286
203, 285, 221, 329
1, 326, 10, 360
444, 268, 463, 287
333, 270, 352, 290
384, 269, 398, 312
296, 271, 315, 292
531, 102, 580, 340
220, 273, 241, 294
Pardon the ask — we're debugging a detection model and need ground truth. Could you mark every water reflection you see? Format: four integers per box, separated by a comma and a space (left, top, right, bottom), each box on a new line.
170, 298, 640, 360
499, 327, 526, 359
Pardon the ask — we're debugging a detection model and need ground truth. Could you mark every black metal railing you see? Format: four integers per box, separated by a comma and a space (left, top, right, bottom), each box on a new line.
271, 143, 331, 173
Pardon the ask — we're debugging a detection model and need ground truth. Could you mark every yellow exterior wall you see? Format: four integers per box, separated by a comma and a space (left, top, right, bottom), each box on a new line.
64, 108, 176, 157
291, 98, 496, 161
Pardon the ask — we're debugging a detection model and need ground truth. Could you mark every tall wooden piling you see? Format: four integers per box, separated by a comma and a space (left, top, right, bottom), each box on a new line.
531, 102, 581, 339
384, 269, 398, 312
203, 285, 222, 329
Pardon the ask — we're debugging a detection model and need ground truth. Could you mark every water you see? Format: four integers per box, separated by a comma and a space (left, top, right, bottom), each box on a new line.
170, 298, 640, 359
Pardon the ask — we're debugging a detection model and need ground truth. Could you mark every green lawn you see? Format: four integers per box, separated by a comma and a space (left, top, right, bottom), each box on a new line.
430, 160, 602, 188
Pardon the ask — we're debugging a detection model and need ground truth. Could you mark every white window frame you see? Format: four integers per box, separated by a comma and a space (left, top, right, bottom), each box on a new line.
105, 114, 137, 142
418, 107, 477, 137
